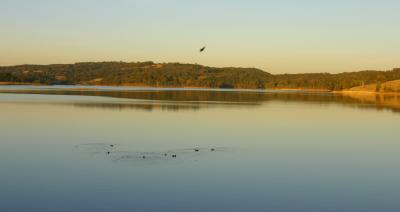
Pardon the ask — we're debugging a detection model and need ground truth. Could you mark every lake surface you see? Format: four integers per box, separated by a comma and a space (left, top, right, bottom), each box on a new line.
1, 86, 400, 212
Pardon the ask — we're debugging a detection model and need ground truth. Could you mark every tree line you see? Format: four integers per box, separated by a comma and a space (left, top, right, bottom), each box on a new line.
0, 61, 399, 91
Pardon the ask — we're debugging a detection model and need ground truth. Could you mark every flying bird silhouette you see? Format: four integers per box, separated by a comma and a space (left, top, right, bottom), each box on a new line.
199, 46, 206, 52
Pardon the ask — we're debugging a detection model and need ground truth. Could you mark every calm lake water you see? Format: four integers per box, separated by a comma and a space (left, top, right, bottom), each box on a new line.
1, 86, 400, 212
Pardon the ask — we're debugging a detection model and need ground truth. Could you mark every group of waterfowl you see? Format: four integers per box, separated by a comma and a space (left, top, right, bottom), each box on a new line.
75, 143, 224, 163
106, 144, 215, 159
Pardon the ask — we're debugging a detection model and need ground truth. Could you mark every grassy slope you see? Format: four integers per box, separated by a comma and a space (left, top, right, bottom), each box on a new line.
346, 79, 400, 93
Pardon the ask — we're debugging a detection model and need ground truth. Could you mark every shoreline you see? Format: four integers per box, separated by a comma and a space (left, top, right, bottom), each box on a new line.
334, 90, 400, 95
1, 82, 400, 95
0, 83, 332, 93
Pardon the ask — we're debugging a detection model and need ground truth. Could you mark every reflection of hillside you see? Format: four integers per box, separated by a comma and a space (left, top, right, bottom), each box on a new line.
339, 92, 400, 113
0, 89, 338, 102
73, 102, 203, 111
73, 100, 263, 111
1, 89, 400, 113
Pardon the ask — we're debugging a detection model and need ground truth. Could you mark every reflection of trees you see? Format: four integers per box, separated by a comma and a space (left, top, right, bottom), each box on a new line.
73, 102, 203, 112
1, 89, 400, 113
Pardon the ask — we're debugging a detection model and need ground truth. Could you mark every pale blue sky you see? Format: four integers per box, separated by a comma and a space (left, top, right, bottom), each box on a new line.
1, 0, 399, 73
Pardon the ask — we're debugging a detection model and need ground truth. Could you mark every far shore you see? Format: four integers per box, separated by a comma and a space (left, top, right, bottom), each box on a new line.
1, 82, 400, 95
0, 82, 332, 92
334, 90, 400, 96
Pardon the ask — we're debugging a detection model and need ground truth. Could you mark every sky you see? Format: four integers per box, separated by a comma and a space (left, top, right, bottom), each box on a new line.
0, 0, 399, 74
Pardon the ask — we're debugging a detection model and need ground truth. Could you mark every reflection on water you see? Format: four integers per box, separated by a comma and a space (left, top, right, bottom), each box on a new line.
1, 86, 400, 113
73, 101, 259, 112
1, 86, 400, 212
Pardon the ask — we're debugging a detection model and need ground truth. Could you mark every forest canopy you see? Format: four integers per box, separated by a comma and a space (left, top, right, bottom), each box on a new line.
1, 61, 399, 91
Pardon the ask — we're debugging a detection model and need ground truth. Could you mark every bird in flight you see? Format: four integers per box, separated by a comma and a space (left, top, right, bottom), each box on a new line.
199, 46, 206, 53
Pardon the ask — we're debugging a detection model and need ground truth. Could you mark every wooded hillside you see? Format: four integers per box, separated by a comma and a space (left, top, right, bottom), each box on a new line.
1, 61, 399, 91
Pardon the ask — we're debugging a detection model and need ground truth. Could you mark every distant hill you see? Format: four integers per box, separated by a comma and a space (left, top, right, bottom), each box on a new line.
0, 62, 272, 89
0, 61, 399, 91
270, 69, 400, 91
346, 79, 400, 93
